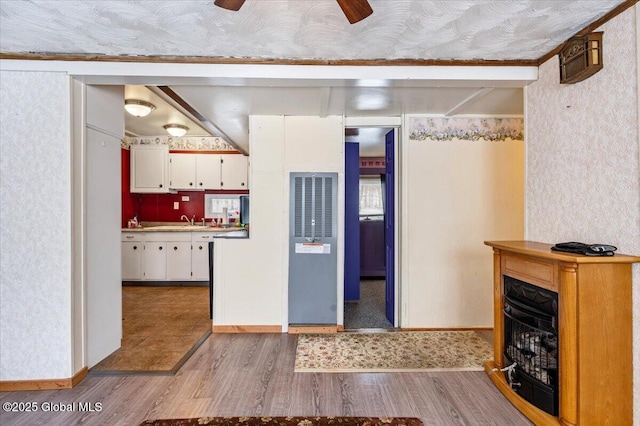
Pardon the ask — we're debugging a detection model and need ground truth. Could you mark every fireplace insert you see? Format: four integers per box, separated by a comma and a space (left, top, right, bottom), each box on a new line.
503, 276, 558, 415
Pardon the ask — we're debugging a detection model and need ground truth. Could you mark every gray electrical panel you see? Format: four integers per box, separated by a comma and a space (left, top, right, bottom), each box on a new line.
288, 172, 338, 325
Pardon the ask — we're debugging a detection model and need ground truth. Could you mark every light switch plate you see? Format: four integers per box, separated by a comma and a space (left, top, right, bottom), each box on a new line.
181, 196, 189, 202
173, 202, 179, 210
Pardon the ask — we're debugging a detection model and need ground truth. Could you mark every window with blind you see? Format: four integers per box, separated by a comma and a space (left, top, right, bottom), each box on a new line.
359, 176, 384, 217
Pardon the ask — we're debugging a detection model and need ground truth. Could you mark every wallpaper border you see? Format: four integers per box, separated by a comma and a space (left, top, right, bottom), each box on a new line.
408, 116, 524, 142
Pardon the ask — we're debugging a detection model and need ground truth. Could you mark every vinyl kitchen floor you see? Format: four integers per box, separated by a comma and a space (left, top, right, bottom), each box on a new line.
90, 286, 211, 375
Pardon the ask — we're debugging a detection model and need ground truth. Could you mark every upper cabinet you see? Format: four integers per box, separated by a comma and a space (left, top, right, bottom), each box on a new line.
197, 154, 223, 189
220, 154, 249, 190
131, 148, 248, 192
169, 153, 223, 190
166, 152, 248, 191
130, 145, 169, 193
169, 153, 198, 190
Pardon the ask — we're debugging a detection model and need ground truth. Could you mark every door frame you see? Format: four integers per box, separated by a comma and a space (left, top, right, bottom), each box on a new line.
343, 118, 402, 328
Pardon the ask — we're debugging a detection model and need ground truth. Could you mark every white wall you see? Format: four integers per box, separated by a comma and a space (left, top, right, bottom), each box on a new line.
525, 5, 640, 421
0, 71, 73, 380
214, 115, 343, 328
401, 132, 525, 327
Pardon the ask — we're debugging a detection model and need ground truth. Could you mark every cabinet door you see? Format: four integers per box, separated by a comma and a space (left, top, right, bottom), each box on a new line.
130, 145, 169, 193
220, 154, 249, 190
196, 154, 222, 189
191, 241, 210, 280
122, 241, 142, 280
167, 241, 192, 280
143, 241, 167, 280
169, 154, 197, 190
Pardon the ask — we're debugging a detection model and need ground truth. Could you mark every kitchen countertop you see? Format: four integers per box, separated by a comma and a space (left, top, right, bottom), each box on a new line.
122, 222, 249, 237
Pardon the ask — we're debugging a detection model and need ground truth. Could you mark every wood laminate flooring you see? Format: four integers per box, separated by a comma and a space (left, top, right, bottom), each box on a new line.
0, 333, 532, 426
90, 286, 211, 374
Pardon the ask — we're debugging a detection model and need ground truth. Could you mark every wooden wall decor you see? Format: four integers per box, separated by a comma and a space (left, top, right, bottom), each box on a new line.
559, 32, 603, 84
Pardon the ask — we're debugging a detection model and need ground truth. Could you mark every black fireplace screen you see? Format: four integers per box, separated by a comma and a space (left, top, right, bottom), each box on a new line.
503, 276, 559, 416
504, 307, 558, 385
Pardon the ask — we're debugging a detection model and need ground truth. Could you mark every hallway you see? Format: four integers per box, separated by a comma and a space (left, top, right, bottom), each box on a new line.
344, 279, 393, 330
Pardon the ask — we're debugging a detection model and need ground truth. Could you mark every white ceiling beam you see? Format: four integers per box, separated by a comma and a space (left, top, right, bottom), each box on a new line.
445, 87, 494, 116
0, 60, 538, 88
345, 116, 402, 127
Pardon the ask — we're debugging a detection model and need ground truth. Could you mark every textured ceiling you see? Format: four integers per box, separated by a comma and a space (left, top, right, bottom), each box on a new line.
0, 0, 625, 61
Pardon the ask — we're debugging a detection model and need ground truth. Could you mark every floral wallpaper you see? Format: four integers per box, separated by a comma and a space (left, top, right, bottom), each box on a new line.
122, 136, 236, 151
408, 117, 524, 142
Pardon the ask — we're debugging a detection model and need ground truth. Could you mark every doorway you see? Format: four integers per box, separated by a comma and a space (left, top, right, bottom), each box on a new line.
343, 127, 397, 330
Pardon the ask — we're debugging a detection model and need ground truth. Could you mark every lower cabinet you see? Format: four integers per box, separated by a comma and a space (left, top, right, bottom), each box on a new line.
143, 241, 167, 280
191, 233, 214, 280
122, 232, 211, 282
122, 234, 142, 280
166, 241, 192, 280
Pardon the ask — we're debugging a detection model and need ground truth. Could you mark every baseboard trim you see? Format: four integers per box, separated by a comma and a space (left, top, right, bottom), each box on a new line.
0, 367, 88, 392
212, 325, 282, 333
288, 326, 338, 334
400, 327, 493, 331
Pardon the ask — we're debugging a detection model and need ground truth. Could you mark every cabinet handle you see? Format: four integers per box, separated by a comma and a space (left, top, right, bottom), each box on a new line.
159, 184, 163, 188
199, 182, 203, 186
220, 182, 224, 187
173, 246, 178, 250
189, 182, 193, 186
159, 246, 163, 250
133, 245, 137, 250
241, 182, 245, 186
199, 245, 203, 250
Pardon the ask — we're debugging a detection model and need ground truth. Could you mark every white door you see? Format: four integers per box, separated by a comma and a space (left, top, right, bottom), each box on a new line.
143, 241, 167, 280
167, 241, 192, 280
86, 127, 122, 367
191, 241, 210, 280
169, 153, 197, 190
121, 241, 142, 280
220, 154, 248, 190
196, 154, 222, 189
130, 145, 168, 192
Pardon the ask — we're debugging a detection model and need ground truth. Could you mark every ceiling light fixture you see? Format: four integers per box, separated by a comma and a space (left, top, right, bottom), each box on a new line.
163, 124, 189, 137
124, 99, 156, 117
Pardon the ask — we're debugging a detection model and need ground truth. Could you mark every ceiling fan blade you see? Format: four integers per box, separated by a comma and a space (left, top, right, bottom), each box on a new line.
336, 0, 373, 24
214, 0, 245, 11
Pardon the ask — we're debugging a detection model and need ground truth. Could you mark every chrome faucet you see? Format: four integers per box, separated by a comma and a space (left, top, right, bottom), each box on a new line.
180, 214, 193, 225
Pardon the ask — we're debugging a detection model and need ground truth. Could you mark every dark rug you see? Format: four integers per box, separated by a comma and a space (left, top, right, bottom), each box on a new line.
140, 417, 423, 426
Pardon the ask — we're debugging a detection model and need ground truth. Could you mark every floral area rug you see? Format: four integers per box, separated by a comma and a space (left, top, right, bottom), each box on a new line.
294, 331, 492, 372
140, 417, 423, 426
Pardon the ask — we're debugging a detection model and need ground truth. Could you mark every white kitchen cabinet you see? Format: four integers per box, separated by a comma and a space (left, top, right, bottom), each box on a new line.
123, 232, 212, 282
121, 234, 142, 280
220, 154, 249, 190
168, 153, 197, 190
169, 153, 245, 190
143, 241, 166, 280
130, 145, 170, 193
167, 240, 193, 280
191, 233, 214, 281
196, 154, 222, 189
169, 153, 222, 190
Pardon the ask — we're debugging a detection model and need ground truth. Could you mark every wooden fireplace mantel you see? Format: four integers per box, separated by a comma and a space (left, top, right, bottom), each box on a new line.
484, 240, 640, 426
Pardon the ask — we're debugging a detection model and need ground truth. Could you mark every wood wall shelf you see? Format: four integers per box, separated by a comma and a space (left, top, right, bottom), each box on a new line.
484, 240, 640, 426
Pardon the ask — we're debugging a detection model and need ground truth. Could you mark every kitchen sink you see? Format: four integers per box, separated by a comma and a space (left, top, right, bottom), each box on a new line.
142, 225, 208, 230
